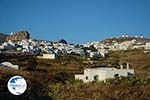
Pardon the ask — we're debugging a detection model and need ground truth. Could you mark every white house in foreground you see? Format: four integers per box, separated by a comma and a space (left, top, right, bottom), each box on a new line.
0, 62, 19, 69
75, 64, 134, 83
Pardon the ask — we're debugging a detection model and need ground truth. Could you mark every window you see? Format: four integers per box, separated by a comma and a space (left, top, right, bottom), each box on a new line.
128, 72, 134, 76
114, 74, 119, 77
94, 75, 98, 81
86, 76, 88, 80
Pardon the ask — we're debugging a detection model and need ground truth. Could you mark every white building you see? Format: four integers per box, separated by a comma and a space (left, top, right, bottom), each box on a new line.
121, 34, 125, 38
89, 52, 100, 58
145, 42, 150, 50
140, 34, 144, 38
125, 34, 129, 38
135, 35, 138, 38
97, 49, 109, 57
37, 53, 56, 59
0, 62, 19, 69
75, 64, 134, 83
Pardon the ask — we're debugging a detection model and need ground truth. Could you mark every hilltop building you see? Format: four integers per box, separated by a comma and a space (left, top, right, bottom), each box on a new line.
140, 34, 144, 38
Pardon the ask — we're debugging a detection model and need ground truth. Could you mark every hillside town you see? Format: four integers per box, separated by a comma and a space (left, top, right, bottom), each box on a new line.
0, 31, 150, 58
0, 31, 150, 99
1, 0, 150, 99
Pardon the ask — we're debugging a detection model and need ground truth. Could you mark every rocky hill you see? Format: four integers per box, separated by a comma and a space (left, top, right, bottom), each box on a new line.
101, 37, 150, 44
0, 33, 8, 42
6, 31, 30, 41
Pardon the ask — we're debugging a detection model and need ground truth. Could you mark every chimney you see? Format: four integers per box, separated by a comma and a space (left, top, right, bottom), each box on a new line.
120, 65, 123, 69
127, 63, 129, 69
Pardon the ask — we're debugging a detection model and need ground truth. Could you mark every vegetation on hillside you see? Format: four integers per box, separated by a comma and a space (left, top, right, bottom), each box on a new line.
0, 48, 150, 99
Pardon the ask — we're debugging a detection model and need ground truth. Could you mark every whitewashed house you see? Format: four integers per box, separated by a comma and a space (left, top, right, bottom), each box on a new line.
1, 42, 14, 49
37, 53, 56, 59
0, 62, 19, 69
145, 42, 150, 50
98, 49, 109, 58
73, 48, 85, 55
89, 52, 100, 58
75, 64, 134, 83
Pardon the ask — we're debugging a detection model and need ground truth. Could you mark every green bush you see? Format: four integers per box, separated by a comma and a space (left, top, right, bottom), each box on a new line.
53, 71, 74, 84
26, 57, 37, 71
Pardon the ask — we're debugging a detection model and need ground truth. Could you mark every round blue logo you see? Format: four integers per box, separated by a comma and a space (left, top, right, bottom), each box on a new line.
7, 75, 27, 95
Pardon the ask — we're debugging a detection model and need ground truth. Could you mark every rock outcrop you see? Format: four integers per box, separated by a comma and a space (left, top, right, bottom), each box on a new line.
0, 33, 8, 42
6, 31, 30, 41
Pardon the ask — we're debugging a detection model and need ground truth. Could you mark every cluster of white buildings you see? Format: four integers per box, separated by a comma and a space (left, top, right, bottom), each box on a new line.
0, 34, 150, 59
83, 38, 150, 51
121, 34, 144, 39
0, 38, 110, 59
0, 39, 40, 55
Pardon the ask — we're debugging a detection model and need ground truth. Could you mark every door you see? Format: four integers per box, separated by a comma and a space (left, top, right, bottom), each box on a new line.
94, 75, 99, 81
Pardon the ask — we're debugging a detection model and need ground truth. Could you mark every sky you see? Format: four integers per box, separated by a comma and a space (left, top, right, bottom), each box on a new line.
0, 0, 150, 43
